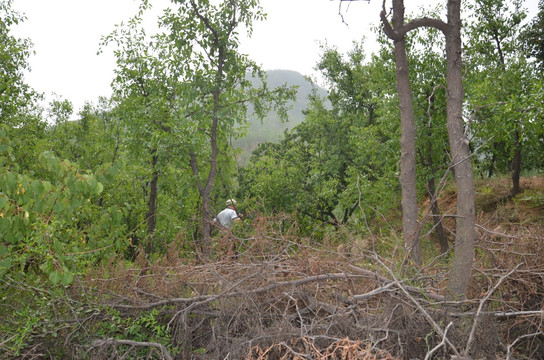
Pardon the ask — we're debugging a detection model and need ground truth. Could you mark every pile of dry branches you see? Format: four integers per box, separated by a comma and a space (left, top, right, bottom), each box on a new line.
74, 224, 543, 360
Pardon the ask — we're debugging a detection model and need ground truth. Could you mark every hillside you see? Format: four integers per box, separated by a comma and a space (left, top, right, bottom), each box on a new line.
234, 70, 328, 164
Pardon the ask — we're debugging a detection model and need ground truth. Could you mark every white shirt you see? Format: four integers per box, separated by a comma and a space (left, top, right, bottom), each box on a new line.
214, 207, 239, 228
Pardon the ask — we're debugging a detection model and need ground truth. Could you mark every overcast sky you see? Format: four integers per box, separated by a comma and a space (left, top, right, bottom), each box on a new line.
12, 0, 539, 114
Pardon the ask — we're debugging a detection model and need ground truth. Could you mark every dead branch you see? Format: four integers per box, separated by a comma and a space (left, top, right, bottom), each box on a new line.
464, 263, 523, 356
112, 272, 372, 310
506, 331, 544, 360
90, 338, 172, 360
424, 321, 454, 360
371, 256, 463, 358
452, 310, 544, 318
348, 264, 445, 301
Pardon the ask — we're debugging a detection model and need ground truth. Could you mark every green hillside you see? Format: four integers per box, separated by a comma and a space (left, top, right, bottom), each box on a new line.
234, 70, 328, 164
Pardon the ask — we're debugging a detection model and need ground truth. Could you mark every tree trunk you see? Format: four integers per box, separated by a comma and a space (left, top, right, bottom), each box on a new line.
186, 0, 226, 260
444, 0, 476, 301
390, 0, 422, 267
377, 0, 476, 300
422, 87, 448, 253
511, 130, 522, 196
491, 19, 522, 196
190, 76, 221, 261
487, 142, 497, 178
200, 111, 218, 260
145, 151, 159, 254
428, 177, 449, 253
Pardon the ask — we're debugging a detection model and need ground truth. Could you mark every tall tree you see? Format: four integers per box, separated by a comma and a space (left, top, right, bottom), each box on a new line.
161, 0, 294, 259
101, 8, 185, 250
0, 0, 44, 168
466, 0, 540, 196
520, 0, 544, 73
380, 0, 422, 267
378, 0, 476, 299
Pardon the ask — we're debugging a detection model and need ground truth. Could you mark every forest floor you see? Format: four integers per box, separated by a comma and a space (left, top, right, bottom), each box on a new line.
16, 176, 544, 359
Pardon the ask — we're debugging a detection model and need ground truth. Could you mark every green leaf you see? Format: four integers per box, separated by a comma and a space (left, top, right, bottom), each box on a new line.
42, 181, 52, 193
95, 181, 104, 195
60, 270, 74, 286
52, 201, 64, 214
49, 270, 61, 285
0, 257, 11, 275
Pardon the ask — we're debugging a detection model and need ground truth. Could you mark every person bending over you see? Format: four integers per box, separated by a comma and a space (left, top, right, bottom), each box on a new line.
214, 199, 241, 228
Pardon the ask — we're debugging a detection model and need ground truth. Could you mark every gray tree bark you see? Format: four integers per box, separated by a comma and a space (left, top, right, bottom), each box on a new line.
443, 0, 476, 300
378, 0, 476, 299
381, 0, 422, 267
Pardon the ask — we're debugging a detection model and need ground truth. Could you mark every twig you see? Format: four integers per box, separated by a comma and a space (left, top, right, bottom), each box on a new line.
348, 264, 445, 301
90, 338, 172, 360
371, 256, 463, 358
464, 263, 523, 356
506, 331, 544, 360
279, 341, 312, 359
424, 322, 453, 360
352, 281, 397, 300
452, 310, 544, 318
0, 334, 18, 348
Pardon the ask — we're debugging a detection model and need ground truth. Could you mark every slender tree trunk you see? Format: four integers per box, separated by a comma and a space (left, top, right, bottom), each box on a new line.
491, 22, 522, 196
200, 112, 219, 260
444, 0, 476, 301
511, 130, 522, 196
428, 177, 449, 253
190, 56, 222, 261
423, 88, 449, 253
487, 142, 497, 178
390, 0, 422, 266
145, 151, 159, 254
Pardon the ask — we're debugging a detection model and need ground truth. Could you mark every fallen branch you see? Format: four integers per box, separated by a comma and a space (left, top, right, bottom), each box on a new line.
348, 264, 445, 301
464, 263, 523, 356
425, 321, 454, 360
90, 338, 172, 360
506, 331, 544, 360
113, 272, 372, 310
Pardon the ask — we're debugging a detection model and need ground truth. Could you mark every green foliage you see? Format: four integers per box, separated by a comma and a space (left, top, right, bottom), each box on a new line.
0, 121, 129, 355
97, 308, 172, 345
0, 0, 38, 125
241, 43, 401, 238
0, 126, 127, 285
465, 0, 544, 178
520, 0, 544, 72
234, 70, 328, 165
0, 0, 45, 172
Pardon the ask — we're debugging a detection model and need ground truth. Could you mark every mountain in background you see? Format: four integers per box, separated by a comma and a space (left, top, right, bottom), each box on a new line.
234, 70, 328, 165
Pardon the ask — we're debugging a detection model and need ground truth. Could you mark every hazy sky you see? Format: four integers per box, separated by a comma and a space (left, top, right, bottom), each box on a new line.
11, 0, 539, 114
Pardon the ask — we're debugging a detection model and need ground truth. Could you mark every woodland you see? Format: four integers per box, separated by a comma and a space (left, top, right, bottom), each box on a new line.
1, 0, 543, 359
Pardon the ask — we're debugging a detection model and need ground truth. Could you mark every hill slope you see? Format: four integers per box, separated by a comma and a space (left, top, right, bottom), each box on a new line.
234, 70, 328, 164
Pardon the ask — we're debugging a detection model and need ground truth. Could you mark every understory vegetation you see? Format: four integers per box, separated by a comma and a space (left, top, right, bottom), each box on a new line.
2, 176, 543, 359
